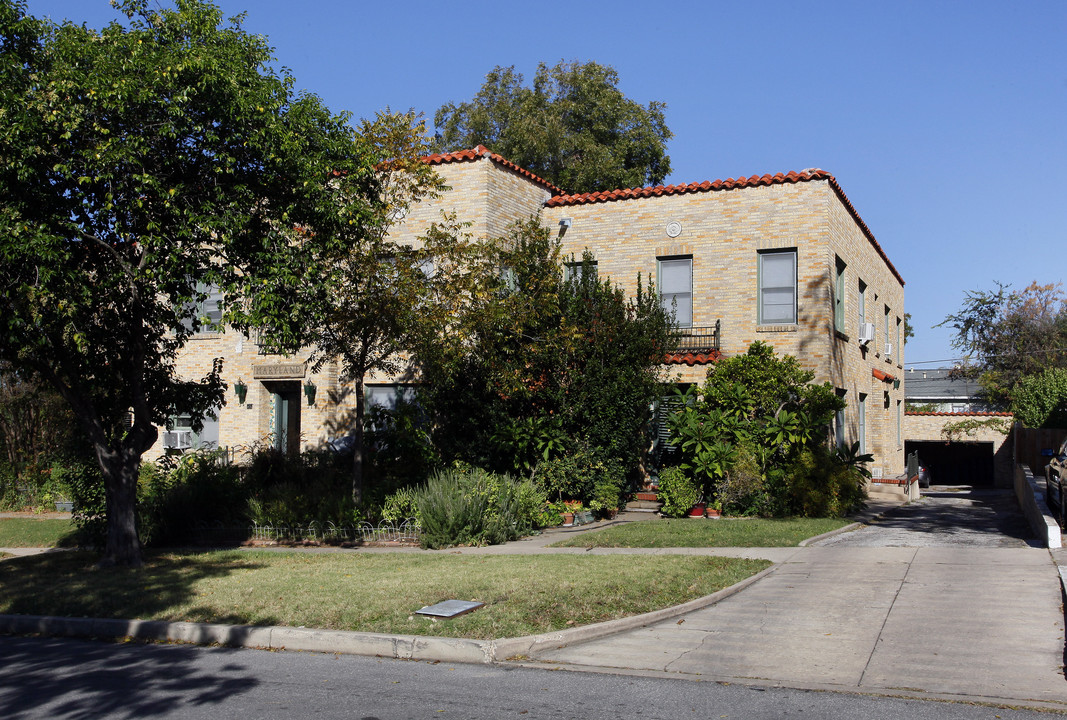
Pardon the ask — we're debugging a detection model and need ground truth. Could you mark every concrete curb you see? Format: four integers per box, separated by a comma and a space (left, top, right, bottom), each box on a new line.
0, 564, 778, 664
797, 522, 860, 547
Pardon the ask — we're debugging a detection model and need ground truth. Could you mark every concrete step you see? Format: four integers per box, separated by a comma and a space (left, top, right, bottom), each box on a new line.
625, 499, 662, 513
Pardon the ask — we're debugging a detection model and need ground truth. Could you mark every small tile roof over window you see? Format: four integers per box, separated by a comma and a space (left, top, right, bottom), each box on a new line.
904, 368, 984, 402
665, 350, 722, 366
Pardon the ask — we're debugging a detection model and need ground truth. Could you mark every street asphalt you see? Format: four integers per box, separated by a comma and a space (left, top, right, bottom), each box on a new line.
2, 487, 1065, 710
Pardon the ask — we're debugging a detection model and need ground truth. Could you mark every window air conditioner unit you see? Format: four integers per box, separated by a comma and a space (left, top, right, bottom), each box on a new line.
162, 429, 193, 450
884, 342, 893, 358
858, 323, 875, 345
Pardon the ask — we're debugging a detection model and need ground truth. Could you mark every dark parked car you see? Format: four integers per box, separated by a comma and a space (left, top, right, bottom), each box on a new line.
1046, 439, 1067, 523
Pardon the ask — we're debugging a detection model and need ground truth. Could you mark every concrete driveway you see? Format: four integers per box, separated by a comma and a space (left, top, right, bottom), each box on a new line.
534, 490, 1067, 708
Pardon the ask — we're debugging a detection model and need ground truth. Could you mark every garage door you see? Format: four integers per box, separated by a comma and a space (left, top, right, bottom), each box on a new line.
904, 440, 995, 487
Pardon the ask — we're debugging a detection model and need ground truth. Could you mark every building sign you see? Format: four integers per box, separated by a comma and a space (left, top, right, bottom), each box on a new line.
252, 362, 306, 380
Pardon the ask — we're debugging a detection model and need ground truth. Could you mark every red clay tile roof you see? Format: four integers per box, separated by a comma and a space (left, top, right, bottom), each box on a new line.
904, 411, 1014, 417
546, 169, 904, 288
423, 145, 563, 195
665, 350, 722, 366
421, 149, 903, 287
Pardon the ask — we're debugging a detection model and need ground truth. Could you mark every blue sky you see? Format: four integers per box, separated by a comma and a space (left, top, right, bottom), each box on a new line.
28, 1, 1067, 369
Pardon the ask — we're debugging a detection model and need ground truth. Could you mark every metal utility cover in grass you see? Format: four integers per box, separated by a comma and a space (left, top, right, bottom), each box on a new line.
416, 600, 485, 618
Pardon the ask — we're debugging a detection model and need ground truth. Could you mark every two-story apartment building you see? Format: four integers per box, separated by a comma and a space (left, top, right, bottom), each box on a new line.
161, 146, 906, 478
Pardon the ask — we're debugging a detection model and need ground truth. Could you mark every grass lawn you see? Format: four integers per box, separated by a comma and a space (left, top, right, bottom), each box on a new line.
0, 518, 78, 548
552, 516, 852, 548
0, 550, 769, 640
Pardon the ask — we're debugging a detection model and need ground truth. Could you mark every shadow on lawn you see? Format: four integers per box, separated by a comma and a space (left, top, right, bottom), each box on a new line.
0, 634, 261, 719
0, 550, 277, 627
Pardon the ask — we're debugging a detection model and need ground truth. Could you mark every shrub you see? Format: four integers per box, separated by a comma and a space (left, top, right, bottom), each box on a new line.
138, 449, 246, 546
380, 486, 420, 524
66, 461, 107, 548
782, 446, 867, 518
243, 447, 356, 527
657, 466, 700, 518
363, 400, 440, 497
414, 468, 546, 549
533, 447, 626, 514
534, 452, 594, 503
717, 443, 767, 516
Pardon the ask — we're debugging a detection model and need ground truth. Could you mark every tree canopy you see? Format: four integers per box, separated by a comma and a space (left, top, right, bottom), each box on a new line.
417, 217, 672, 496
433, 61, 672, 194
938, 281, 1067, 424
298, 110, 485, 505
0, 0, 376, 565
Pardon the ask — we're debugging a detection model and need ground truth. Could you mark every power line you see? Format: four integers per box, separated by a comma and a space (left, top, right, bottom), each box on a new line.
903, 345, 1067, 369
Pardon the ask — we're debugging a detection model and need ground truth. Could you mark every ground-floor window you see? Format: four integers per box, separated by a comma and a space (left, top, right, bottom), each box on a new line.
163, 410, 219, 451
834, 389, 847, 448
858, 393, 867, 455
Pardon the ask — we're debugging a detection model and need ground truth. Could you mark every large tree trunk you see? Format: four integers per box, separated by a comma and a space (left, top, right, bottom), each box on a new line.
352, 374, 365, 506
96, 445, 144, 568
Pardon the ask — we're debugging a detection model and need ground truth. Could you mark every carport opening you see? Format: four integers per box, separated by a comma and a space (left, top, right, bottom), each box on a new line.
905, 440, 995, 487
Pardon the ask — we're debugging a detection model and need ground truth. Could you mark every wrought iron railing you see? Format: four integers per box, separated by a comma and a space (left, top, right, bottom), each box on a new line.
672, 320, 721, 352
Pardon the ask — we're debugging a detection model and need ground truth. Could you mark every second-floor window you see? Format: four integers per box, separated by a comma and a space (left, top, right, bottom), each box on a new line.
181, 282, 224, 335
658, 256, 692, 327
884, 305, 892, 356
565, 260, 598, 283
858, 279, 867, 334
758, 250, 797, 325
834, 256, 846, 333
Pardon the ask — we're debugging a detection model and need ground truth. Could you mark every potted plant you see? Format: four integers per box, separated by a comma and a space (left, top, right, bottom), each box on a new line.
562, 499, 583, 526
688, 501, 706, 518
706, 499, 723, 519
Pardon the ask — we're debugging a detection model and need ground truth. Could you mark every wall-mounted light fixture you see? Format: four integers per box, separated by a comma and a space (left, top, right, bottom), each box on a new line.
233, 378, 248, 405
304, 380, 317, 406
558, 217, 572, 237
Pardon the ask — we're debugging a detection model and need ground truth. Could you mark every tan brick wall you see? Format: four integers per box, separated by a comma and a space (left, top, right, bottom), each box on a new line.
542, 179, 906, 476
904, 412, 1014, 486
151, 332, 343, 461
387, 156, 551, 246
159, 163, 906, 479
152, 156, 552, 460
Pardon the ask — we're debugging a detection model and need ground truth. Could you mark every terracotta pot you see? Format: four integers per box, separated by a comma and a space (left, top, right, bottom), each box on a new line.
562, 512, 575, 526
688, 504, 706, 518
706, 508, 722, 519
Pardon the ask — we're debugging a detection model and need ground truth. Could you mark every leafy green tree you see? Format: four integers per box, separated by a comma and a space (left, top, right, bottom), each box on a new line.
418, 218, 672, 493
300, 110, 483, 505
1011, 368, 1067, 429
0, 0, 376, 566
701, 341, 843, 425
938, 281, 1067, 409
0, 363, 79, 485
433, 61, 672, 194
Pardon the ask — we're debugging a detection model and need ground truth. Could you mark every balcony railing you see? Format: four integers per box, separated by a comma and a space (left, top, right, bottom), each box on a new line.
672, 320, 721, 352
